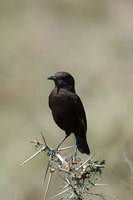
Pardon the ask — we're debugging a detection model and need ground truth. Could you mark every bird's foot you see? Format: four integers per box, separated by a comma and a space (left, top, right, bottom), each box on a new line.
70, 152, 77, 162
50, 148, 58, 158
70, 144, 77, 162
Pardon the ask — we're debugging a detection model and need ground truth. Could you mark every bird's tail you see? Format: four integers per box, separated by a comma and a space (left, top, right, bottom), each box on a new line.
76, 135, 90, 155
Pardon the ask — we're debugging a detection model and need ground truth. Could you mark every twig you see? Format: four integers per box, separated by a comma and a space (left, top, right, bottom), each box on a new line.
59, 167, 69, 173
55, 152, 69, 168
69, 183, 80, 198
30, 139, 44, 146
19, 138, 69, 168
58, 174, 81, 198
86, 192, 106, 200
58, 173, 69, 183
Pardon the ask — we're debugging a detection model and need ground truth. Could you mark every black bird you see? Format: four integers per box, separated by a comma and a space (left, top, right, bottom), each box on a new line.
48, 72, 90, 158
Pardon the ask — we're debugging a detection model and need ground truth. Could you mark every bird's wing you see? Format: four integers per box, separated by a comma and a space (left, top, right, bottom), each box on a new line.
73, 95, 87, 133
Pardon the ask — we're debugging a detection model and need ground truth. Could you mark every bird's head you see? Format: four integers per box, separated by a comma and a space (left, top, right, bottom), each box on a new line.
48, 72, 75, 93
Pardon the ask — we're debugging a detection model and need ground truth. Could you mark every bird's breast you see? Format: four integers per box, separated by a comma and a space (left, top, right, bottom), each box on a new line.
49, 90, 71, 114
49, 89, 77, 131
48, 88, 87, 135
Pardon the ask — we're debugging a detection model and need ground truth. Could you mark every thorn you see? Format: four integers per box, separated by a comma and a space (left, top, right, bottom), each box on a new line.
42, 157, 51, 186
94, 164, 105, 168
94, 183, 109, 186
58, 145, 75, 151
69, 192, 74, 199
76, 154, 95, 171
43, 172, 52, 200
41, 132, 47, 146
19, 146, 46, 167
50, 188, 70, 199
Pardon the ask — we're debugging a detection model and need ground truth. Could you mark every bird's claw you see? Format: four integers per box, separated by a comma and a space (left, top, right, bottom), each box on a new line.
70, 152, 77, 162
50, 148, 58, 158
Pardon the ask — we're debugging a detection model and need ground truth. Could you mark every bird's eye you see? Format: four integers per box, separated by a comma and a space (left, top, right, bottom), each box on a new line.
62, 76, 68, 81
62, 77, 66, 81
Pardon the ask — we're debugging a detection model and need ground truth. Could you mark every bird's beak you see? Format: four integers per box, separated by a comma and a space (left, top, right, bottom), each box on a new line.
47, 75, 56, 81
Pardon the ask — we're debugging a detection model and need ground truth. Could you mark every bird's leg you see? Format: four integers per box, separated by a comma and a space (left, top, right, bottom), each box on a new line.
55, 135, 69, 150
73, 144, 78, 160
70, 137, 78, 161
51, 135, 68, 157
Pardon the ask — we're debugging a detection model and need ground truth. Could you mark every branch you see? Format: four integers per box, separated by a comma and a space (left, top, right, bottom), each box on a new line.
20, 133, 106, 200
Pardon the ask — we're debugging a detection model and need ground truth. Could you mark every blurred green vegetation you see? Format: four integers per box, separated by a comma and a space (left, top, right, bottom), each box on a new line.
0, 0, 133, 199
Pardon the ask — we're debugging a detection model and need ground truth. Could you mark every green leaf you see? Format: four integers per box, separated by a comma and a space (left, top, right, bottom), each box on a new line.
100, 160, 105, 165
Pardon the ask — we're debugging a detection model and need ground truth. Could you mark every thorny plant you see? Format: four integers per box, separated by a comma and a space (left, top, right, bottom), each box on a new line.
19, 133, 107, 200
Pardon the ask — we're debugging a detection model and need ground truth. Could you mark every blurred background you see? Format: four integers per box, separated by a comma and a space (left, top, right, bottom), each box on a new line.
0, 0, 133, 199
